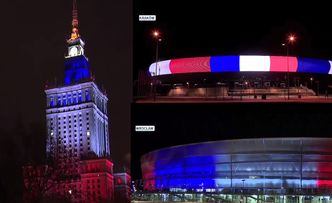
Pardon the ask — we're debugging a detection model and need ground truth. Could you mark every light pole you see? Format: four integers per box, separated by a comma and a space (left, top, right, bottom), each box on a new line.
153, 30, 161, 101
242, 179, 246, 203
282, 34, 296, 100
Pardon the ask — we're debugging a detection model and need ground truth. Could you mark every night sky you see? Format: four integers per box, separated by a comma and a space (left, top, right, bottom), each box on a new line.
134, 0, 332, 79
0, 0, 131, 201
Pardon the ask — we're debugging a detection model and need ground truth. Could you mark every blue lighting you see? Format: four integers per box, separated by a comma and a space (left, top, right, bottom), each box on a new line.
85, 90, 90, 101
154, 153, 216, 189
297, 58, 330, 74
50, 96, 54, 107
62, 95, 67, 106
210, 56, 240, 73
64, 55, 90, 85
78, 92, 82, 103
73, 93, 77, 104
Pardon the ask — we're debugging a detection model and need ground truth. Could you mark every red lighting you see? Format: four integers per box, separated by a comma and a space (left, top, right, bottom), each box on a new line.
117, 177, 122, 184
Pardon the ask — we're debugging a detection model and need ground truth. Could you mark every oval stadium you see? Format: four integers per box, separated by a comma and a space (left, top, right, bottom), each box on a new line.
135, 55, 332, 100
137, 138, 332, 202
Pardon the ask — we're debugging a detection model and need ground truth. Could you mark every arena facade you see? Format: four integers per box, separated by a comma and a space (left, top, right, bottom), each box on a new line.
149, 56, 332, 76
132, 138, 332, 202
135, 56, 332, 99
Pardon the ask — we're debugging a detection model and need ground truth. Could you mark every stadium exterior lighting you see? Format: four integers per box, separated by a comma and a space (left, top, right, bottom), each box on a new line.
282, 34, 296, 100
152, 30, 161, 101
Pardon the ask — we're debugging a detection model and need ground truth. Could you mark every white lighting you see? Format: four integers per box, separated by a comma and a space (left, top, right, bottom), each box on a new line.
68, 189, 72, 194
87, 131, 90, 136
240, 56, 270, 72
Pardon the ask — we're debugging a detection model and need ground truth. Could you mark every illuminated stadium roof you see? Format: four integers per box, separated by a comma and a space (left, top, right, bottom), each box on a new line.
148, 56, 332, 76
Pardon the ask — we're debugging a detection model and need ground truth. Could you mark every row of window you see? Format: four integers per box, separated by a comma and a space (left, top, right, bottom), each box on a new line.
49, 90, 90, 107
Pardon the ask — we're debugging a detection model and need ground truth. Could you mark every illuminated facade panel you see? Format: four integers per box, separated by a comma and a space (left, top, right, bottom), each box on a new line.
148, 59, 171, 76
141, 138, 332, 194
270, 56, 298, 72
169, 57, 211, 74
297, 57, 330, 74
210, 56, 239, 72
239, 55, 270, 72
149, 55, 332, 76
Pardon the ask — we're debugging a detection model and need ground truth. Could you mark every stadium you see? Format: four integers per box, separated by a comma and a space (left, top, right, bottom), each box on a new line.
135, 138, 332, 202
136, 55, 332, 100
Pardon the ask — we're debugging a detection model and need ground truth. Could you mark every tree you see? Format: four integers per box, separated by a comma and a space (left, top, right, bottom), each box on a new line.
22, 136, 81, 202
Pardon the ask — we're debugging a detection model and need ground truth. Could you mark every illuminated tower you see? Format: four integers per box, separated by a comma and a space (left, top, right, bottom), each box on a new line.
22, 1, 133, 202
45, 0, 110, 160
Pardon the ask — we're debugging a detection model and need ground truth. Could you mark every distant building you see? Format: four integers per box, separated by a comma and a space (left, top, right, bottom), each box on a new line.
23, 1, 130, 202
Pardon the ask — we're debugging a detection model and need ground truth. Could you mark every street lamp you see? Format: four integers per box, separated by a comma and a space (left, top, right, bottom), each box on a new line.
282, 34, 296, 100
152, 30, 162, 101
310, 77, 314, 86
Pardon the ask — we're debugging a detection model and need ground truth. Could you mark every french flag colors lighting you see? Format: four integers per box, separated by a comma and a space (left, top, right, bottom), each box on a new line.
148, 55, 332, 76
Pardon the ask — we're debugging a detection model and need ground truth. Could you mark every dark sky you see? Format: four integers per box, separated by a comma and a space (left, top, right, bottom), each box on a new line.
0, 1, 131, 200
134, 0, 332, 79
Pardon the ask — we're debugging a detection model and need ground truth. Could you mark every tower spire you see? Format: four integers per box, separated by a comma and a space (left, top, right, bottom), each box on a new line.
70, 0, 80, 40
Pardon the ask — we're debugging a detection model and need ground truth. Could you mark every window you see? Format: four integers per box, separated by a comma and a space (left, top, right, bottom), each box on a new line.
50, 96, 54, 107
85, 90, 90, 101
62, 95, 67, 106
68, 94, 72, 105
73, 93, 77, 104
78, 92, 82, 103
57, 96, 61, 106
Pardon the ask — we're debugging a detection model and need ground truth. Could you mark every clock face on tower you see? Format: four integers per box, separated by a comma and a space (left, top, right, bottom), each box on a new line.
69, 46, 79, 57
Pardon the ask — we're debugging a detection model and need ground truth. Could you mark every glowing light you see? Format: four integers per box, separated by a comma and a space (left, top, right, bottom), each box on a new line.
288, 34, 296, 43
153, 31, 159, 38
87, 131, 90, 136
68, 189, 72, 194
